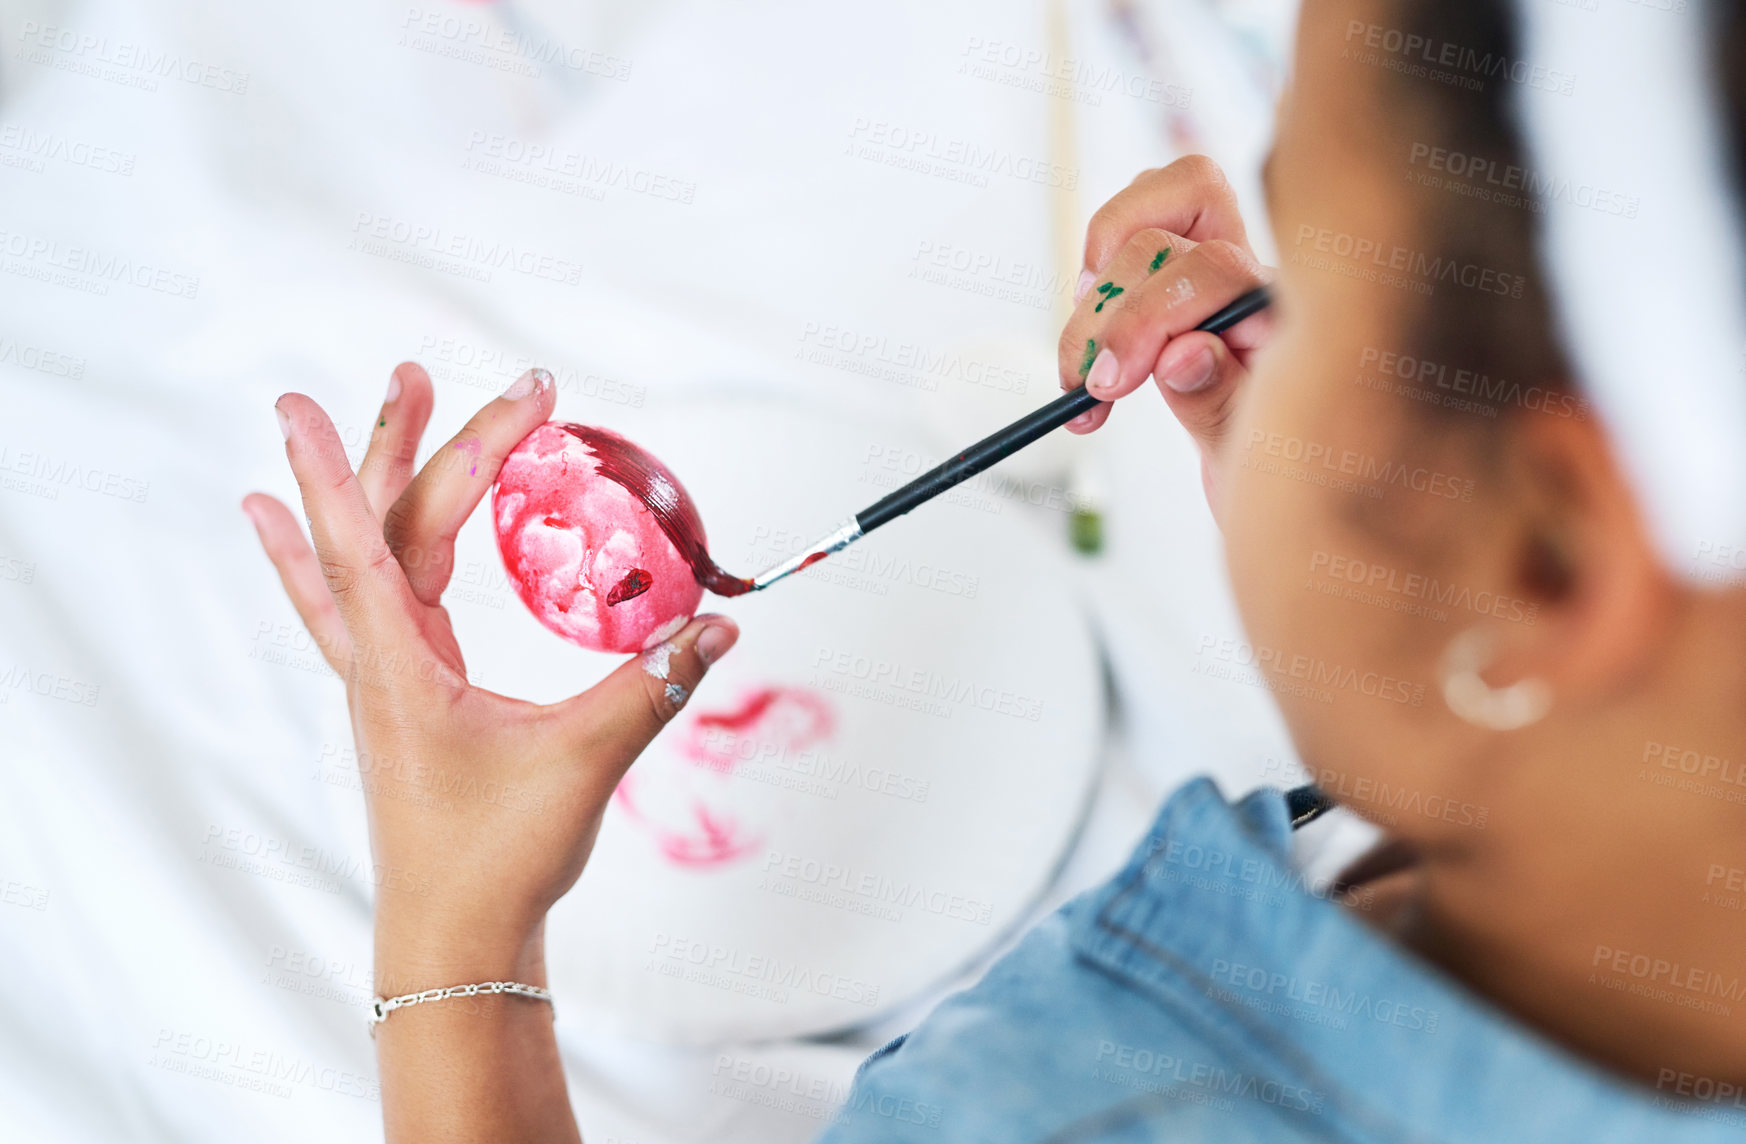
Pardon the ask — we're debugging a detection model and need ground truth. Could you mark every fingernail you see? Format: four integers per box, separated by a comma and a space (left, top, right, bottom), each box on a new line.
1085, 348, 1120, 395
1068, 411, 1095, 432
695, 620, 738, 665
384, 370, 402, 404
1075, 269, 1097, 304
502, 369, 539, 400
1161, 348, 1216, 394
275, 405, 291, 441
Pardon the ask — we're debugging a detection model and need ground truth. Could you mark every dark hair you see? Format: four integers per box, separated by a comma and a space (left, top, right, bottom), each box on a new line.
1715, 4, 1746, 201
1386, 0, 1746, 425
1381, 0, 1569, 421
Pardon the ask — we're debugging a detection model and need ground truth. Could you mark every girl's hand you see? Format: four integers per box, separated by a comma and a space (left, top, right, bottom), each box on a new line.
1057, 156, 1274, 519
243, 363, 739, 991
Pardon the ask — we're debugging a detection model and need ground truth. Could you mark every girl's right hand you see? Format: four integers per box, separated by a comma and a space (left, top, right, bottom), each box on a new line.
1056, 155, 1275, 520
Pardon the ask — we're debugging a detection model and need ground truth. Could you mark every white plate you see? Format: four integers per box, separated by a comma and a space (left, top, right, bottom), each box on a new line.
450, 391, 1103, 1043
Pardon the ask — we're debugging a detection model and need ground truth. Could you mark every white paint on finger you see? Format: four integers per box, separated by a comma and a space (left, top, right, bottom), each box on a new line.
641, 613, 688, 650
643, 640, 679, 680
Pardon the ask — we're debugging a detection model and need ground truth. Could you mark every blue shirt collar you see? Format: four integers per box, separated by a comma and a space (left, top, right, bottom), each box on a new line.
1072, 777, 1746, 1143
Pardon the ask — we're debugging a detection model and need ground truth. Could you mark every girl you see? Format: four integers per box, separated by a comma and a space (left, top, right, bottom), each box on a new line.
246, 0, 1746, 1138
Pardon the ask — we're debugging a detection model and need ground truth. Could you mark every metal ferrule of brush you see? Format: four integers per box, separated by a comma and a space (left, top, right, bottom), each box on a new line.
750, 518, 864, 591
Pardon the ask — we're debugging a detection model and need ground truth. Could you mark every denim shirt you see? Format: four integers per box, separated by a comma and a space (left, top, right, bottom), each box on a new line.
816, 778, 1745, 1143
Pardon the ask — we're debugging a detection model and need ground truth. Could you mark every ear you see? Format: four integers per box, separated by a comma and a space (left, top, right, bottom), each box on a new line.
1499, 408, 1678, 702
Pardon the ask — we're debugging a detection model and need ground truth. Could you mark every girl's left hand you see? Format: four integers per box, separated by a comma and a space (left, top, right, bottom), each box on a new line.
243, 363, 739, 991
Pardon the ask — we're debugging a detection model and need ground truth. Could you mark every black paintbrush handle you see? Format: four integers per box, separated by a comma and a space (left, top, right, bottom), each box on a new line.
855, 285, 1272, 535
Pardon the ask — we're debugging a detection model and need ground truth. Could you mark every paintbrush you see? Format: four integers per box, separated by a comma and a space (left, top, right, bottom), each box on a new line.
745, 285, 1273, 591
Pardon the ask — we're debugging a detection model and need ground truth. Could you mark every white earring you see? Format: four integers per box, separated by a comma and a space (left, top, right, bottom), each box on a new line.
1440, 627, 1552, 731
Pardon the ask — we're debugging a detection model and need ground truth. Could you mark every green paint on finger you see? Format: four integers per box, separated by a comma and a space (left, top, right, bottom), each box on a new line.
378, 416, 387, 428
1148, 248, 1172, 273
1079, 338, 1098, 377
1094, 284, 1124, 313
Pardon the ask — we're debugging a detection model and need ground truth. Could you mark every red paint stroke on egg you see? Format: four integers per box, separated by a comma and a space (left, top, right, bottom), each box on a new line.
613, 686, 837, 867
557, 424, 755, 597
605, 567, 653, 606
493, 423, 703, 653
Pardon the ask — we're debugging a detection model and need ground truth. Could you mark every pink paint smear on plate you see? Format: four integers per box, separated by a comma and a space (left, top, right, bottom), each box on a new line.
613, 686, 835, 867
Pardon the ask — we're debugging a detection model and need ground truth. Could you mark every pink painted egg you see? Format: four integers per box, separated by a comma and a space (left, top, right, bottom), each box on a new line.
493, 422, 704, 653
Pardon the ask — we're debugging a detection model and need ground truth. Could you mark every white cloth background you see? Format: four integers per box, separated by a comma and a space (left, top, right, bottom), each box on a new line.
0, 1, 1300, 1139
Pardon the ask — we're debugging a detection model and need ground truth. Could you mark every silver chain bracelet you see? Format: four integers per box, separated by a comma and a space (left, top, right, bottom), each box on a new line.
367, 981, 553, 1035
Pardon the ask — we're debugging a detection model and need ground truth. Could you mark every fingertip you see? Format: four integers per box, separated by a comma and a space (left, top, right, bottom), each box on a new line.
1066, 404, 1111, 434
241, 492, 301, 539
273, 392, 330, 445
392, 360, 430, 387
387, 361, 434, 410
693, 614, 739, 666
1153, 332, 1225, 395
532, 367, 557, 413
1225, 308, 1276, 351
1085, 348, 1121, 397
1082, 217, 1119, 282
489, 369, 557, 431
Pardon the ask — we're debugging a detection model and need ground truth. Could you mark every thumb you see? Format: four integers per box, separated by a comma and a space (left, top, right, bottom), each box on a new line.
551, 614, 740, 780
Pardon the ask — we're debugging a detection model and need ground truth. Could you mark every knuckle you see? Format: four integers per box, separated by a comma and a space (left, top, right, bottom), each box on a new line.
1058, 325, 1084, 367
381, 496, 417, 549
1124, 227, 1178, 260
1128, 164, 1168, 189
322, 458, 357, 495
1060, 313, 1096, 358
363, 540, 401, 581
289, 544, 324, 581
1061, 332, 1098, 385
639, 673, 683, 728
325, 542, 398, 605
1086, 192, 1130, 236
1197, 238, 1261, 283
634, 637, 704, 729
320, 558, 363, 603
1173, 153, 1228, 192
1198, 393, 1239, 444
261, 529, 300, 565
436, 433, 483, 480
